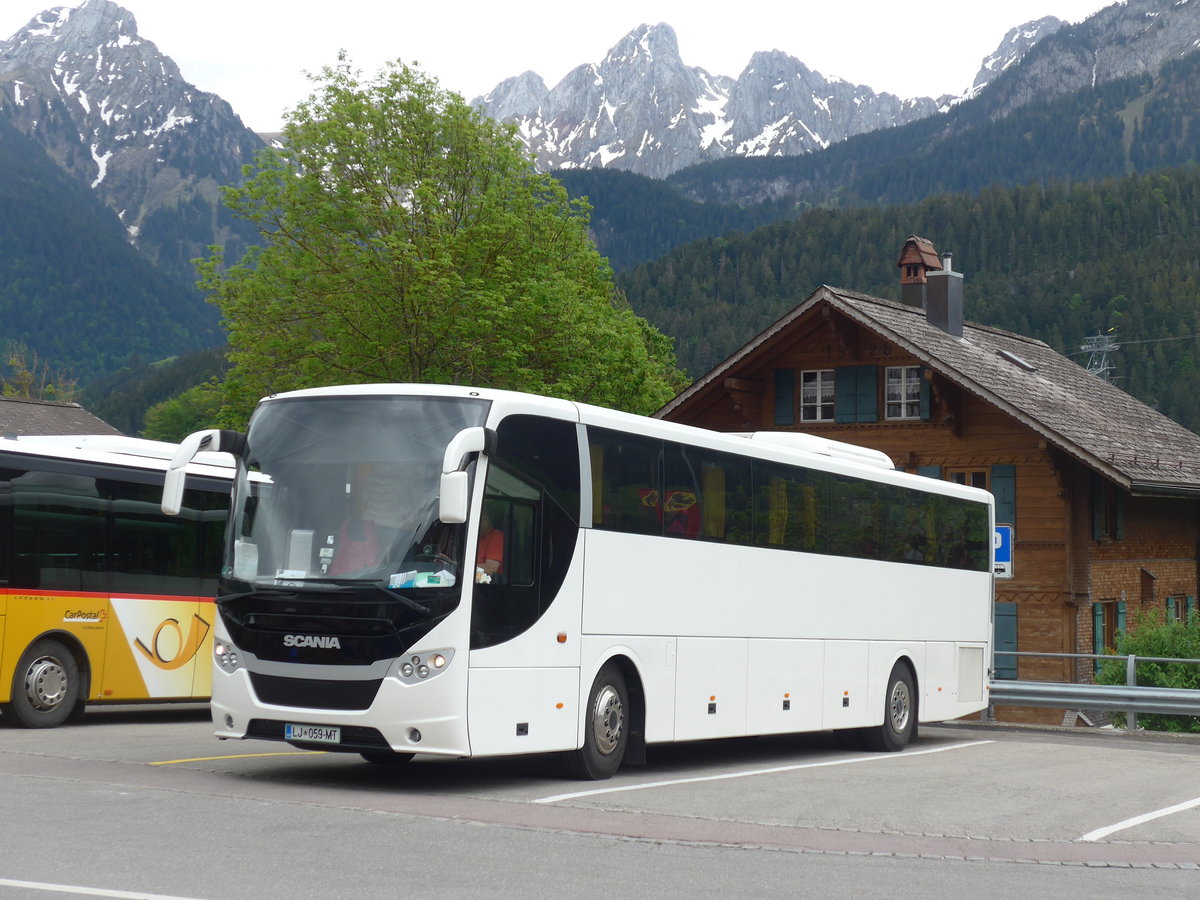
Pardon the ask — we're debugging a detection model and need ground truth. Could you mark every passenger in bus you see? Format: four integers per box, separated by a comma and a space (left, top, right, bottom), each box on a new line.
476, 505, 504, 581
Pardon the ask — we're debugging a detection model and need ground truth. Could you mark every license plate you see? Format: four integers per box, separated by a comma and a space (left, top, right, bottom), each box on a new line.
284, 723, 341, 745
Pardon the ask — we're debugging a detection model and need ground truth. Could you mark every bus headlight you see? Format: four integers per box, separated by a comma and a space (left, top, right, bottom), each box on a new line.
214, 640, 242, 672
393, 649, 453, 684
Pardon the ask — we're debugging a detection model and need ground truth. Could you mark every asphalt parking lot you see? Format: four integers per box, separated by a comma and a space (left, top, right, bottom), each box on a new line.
1, 707, 1198, 898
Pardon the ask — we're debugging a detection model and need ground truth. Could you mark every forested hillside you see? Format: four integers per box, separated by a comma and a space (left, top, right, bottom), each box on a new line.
0, 115, 221, 382
568, 53, 1200, 274
81, 347, 228, 435
554, 169, 789, 273
619, 166, 1200, 431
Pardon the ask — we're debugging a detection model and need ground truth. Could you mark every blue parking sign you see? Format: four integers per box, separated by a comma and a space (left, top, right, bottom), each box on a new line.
994, 525, 1013, 578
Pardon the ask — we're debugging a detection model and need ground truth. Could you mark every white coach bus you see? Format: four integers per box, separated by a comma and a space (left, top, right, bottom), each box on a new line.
163, 384, 994, 779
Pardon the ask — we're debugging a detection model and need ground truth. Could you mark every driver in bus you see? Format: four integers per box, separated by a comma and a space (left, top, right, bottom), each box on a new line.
475, 505, 504, 582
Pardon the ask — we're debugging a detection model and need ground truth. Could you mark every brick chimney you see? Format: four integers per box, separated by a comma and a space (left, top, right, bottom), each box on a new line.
896, 234, 941, 308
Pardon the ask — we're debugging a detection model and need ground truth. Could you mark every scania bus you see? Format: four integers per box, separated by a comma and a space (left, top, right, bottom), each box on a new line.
163, 384, 994, 778
0, 435, 233, 727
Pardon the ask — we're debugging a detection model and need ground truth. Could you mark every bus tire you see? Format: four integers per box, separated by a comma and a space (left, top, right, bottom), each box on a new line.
565, 663, 628, 780
359, 750, 414, 765
4, 639, 81, 729
862, 662, 915, 752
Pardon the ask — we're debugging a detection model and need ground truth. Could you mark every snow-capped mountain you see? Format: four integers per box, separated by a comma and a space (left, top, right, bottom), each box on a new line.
0, 0, 263, 278
967, 16, 1066, 99
475, 23, 950, 179
978, 0, 1200, 117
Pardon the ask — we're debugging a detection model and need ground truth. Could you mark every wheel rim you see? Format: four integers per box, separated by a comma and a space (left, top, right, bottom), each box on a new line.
590, 683, 625, 756
24, 656, 69, 711
888, 679, 911, 734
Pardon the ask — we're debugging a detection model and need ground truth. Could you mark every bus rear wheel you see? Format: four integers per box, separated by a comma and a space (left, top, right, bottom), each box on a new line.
4, 639, 81, 728
862, 662, 915, 752
565, 663, 628, 780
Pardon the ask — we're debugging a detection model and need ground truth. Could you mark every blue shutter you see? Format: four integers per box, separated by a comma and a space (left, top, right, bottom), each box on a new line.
1117, 600, 1127, 634
773, 369, 795, 425
1093, 602, 1105, 674
1187, 596, 1196, 623
855, 366, 878, 422
835, 367, 858, 423
991, 464, 1016, 526
1167, 597, 1178, 622
994, 602, 1017, 680
917, 466, 941, 479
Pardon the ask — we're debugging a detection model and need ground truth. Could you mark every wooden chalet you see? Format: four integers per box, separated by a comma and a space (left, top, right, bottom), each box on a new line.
657, 236, 1200, 723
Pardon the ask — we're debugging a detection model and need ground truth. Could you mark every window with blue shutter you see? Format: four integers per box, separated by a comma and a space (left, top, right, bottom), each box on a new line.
994, 602, 1017, 679
990, 464, 1015, 525
884, 365, 930, 421
1091, 474, 1124, 541
773, 369, 795, 425
834, 366, 878, 423
1093, 599, 1126, 673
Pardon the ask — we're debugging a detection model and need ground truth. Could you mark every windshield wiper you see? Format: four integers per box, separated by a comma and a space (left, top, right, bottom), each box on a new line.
326, 580, 431, 617
223, 580, 431, 617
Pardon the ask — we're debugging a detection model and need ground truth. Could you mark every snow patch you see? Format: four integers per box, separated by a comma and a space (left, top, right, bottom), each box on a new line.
90, 143, 112, 187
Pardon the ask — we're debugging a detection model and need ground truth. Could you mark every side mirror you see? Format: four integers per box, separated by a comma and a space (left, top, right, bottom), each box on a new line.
439, 471, 470, 524
162, 428, 244, 515
438, 426, 495, 524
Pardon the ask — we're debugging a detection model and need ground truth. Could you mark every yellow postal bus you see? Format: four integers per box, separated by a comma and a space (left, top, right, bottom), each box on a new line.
0, 435, 232, 727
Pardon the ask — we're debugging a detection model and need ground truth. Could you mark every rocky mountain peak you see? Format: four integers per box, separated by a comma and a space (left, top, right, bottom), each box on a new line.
968, 16, 1065, 98
0, 0, 263, 277
474, 22, 948, 178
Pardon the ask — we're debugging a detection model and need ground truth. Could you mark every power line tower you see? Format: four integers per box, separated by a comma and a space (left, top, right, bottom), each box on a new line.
1081, 331, 1119, 382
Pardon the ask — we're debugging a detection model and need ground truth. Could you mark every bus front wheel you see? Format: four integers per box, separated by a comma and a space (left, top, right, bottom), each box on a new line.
4, 639, 81, 728
565, 664, 628, 780
862, 662, 915, 753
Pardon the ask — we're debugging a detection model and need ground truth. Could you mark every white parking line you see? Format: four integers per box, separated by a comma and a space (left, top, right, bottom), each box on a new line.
1078, 795, 1200, 842
534, 739, 994, 804
0, 878, 211, 899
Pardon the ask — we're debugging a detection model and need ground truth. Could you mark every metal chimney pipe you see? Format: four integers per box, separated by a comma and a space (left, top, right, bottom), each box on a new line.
926, 252, 964, 337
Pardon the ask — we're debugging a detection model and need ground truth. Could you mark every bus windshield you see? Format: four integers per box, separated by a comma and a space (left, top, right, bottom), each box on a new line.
226, 394, 489, 592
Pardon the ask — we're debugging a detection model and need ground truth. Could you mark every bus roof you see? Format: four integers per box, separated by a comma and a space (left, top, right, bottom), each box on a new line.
1, 433, 235, 477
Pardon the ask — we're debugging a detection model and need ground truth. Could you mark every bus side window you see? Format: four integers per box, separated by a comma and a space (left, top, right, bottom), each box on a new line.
589, 427, 660, 535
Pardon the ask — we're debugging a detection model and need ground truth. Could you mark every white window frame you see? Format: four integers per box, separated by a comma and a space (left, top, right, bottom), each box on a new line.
885, 365, 923, 421
800, 369, 835, 422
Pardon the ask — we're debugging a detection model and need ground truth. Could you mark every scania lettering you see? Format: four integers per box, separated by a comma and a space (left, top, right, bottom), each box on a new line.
283, 635, 342, 649
164, 384, 994, 779
0, 435, 236, 727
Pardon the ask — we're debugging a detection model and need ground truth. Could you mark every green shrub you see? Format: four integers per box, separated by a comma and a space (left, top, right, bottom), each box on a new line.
1096, 610, 1200, 732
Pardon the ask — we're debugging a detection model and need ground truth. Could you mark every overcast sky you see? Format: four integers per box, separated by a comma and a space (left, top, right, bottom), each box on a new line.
3, 0, 1113, 132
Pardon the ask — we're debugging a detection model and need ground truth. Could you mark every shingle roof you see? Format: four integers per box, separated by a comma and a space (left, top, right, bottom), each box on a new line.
659, 285, 1200, 495
896, 235, 942, 272
0, 397, 122, 437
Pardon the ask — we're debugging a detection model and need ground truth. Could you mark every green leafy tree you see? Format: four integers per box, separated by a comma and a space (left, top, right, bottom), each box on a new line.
199, 57, 686, 427
141, 381, 223, 442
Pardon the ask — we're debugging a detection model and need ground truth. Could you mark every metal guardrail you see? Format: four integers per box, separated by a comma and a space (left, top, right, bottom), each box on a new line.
989, 651, 1200, 730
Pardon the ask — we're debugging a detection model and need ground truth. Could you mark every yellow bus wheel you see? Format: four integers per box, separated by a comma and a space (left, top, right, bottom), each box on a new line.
3, 639, 81, 729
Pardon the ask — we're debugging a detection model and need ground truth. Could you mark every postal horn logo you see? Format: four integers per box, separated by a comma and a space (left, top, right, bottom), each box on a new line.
133, 614, 211, 670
